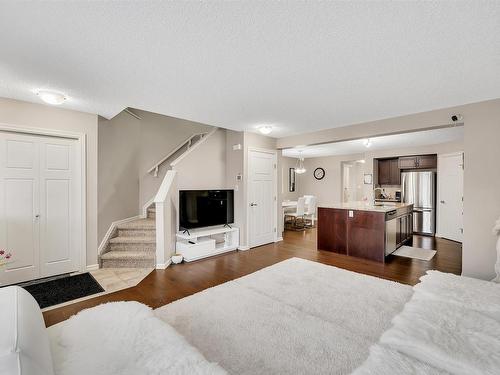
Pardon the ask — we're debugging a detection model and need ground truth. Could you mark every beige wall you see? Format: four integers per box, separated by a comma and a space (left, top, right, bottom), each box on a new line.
98, 112, 141, 242
279, 155, 301, 202
280, 98, 500, 280
136, 109, 213, 207
174, 128, 227, 190
225, 130, 245, 244
0, 97, 99, 267
462, 100, 500, 280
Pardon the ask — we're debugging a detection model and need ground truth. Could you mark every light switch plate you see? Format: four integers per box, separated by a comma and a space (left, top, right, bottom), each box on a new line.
349, 210, 354, 218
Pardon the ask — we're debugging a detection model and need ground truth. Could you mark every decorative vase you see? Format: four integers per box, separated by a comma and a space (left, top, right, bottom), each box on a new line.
172, 254, 183, 264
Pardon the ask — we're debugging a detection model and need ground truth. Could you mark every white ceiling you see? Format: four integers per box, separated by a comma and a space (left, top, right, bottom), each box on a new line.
282, 126, 464, 158
0, 2, 499, 137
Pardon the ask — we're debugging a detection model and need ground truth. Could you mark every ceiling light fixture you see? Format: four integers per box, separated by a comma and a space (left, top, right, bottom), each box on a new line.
295, 151, 306, 174
363, 138, 372, 148
258, 125, 273, 135
35, 90, 67, 105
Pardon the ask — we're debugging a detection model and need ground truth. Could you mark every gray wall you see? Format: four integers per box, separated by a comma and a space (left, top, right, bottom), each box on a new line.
462, 100, 500, 280
0, 97, 99, 267
98, 112, 141, 242
136, 109, 213, 208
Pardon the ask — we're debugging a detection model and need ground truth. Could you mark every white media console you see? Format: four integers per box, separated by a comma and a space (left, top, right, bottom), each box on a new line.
175, 226, 240, 262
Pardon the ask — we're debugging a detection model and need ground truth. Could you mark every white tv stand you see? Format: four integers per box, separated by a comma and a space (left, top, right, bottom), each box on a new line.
176, 226, 239, 262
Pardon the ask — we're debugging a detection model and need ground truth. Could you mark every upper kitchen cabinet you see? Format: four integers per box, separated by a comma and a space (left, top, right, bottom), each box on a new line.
398, 154, 437, 169
377, 158, 400, 186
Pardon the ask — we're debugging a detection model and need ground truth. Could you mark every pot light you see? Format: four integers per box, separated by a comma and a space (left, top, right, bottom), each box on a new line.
35, 90, 66, 105
363, 138, 372, 148
258, 125, 273, 135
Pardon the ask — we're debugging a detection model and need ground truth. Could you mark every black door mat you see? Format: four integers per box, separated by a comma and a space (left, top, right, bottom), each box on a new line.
19, 273, 104, 309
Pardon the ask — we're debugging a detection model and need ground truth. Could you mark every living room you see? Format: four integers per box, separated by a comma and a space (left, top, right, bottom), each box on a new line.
1, 2, 500, 375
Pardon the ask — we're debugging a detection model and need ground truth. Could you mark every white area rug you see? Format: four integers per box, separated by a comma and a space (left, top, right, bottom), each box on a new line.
393, 246, 437, 261
155, 257, 412, 374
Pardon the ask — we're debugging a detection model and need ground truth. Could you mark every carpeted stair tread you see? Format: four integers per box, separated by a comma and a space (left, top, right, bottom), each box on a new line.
109, 236, 156, 244
101, 250, 155, 260
117, 219, 156, 230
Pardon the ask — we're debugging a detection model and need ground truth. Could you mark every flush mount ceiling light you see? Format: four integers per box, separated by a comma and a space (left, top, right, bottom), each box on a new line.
363, 138, 372, 148
35, 90, 67, 105
258, 125, 273, 135
295, 151, 306, 174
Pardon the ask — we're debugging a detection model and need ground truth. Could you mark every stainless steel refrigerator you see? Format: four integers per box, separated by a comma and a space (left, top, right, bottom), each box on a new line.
401, 171, 436, 235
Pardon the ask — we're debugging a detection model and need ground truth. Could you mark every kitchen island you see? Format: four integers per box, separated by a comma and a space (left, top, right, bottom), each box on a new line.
317, 202, 413, 262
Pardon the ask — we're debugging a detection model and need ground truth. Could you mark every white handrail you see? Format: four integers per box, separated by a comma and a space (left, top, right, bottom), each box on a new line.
147, 132, 207, 176
170, 128, 218, 168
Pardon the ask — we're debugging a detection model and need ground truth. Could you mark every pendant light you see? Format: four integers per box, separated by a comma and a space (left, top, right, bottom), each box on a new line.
295, 151, 306, 174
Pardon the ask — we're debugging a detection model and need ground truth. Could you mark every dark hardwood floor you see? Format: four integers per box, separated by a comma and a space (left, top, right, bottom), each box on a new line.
43, 229, 462, 327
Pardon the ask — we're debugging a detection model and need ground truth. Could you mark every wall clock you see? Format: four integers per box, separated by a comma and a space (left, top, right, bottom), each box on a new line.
314, 167, 325, 180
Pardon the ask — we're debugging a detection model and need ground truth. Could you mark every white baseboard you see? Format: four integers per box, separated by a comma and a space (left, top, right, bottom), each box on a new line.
275, 236, 283, 242
156, 259, 172, 270
86, 264, 99, 271
238, 245, 250, 251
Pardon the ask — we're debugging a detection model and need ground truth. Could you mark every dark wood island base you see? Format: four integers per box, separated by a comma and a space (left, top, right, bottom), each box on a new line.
317, 204, 413, 262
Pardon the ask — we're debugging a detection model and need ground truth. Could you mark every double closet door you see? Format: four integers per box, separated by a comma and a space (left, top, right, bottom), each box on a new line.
0, 131, 82, 285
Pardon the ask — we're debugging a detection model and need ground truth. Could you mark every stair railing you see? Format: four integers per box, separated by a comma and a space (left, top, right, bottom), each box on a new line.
147, 132, 207, 177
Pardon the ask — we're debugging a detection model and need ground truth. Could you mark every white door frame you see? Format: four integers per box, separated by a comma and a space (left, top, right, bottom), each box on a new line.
436, 151, 463, 240
246, 147, 278, 248
0, 123, 87, 273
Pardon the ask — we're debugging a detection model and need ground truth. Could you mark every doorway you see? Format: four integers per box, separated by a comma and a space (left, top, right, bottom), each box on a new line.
0, 130, 83, 285
341, 161, 364, 203
248, 149, 277, 247
437, 152, 464, 242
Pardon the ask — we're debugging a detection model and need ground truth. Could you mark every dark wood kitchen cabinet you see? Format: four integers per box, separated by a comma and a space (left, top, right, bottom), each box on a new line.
398, 155, 437, 169
377, 158, 400, 186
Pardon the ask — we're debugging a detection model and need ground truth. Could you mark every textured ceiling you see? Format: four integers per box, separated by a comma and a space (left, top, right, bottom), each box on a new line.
282, 126, 464, 158
0, 2, 499, 137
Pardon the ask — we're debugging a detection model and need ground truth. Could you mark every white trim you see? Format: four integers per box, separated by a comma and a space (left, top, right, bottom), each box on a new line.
170, 128, 218, 167
246, 147, 279, 248
86, 264, 99, 271
275, 236, 283, 242
98, 215, 142, 255
155, 259, 172, 270
238, 246, 250, 251
0, 122, 87, 274
142, 197, 155, 216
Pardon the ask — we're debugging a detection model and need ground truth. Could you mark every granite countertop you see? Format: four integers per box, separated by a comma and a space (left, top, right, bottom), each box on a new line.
319, 201, 413, 213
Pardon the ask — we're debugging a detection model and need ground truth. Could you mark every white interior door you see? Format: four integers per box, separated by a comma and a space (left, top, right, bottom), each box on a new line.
0, 131, 81, 285
248, 150, 276, 248
0, 133, 40, 284
437, 152, 464, 242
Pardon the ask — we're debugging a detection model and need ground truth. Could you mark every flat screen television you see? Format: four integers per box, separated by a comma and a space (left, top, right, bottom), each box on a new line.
179, 189, 234, 230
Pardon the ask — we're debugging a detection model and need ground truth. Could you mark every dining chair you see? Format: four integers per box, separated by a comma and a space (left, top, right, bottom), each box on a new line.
304, 197, 317, 227
284, 197, 306, 230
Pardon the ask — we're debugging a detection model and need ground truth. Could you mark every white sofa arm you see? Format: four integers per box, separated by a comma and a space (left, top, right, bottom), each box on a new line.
0, 286, 54, 375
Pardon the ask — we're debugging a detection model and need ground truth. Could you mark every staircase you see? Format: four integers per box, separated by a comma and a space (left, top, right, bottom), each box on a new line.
100, 206, 157, 268
99, 128, 216, 269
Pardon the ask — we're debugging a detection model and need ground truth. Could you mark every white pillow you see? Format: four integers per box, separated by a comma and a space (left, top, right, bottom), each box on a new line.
0, 286, 54, 375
